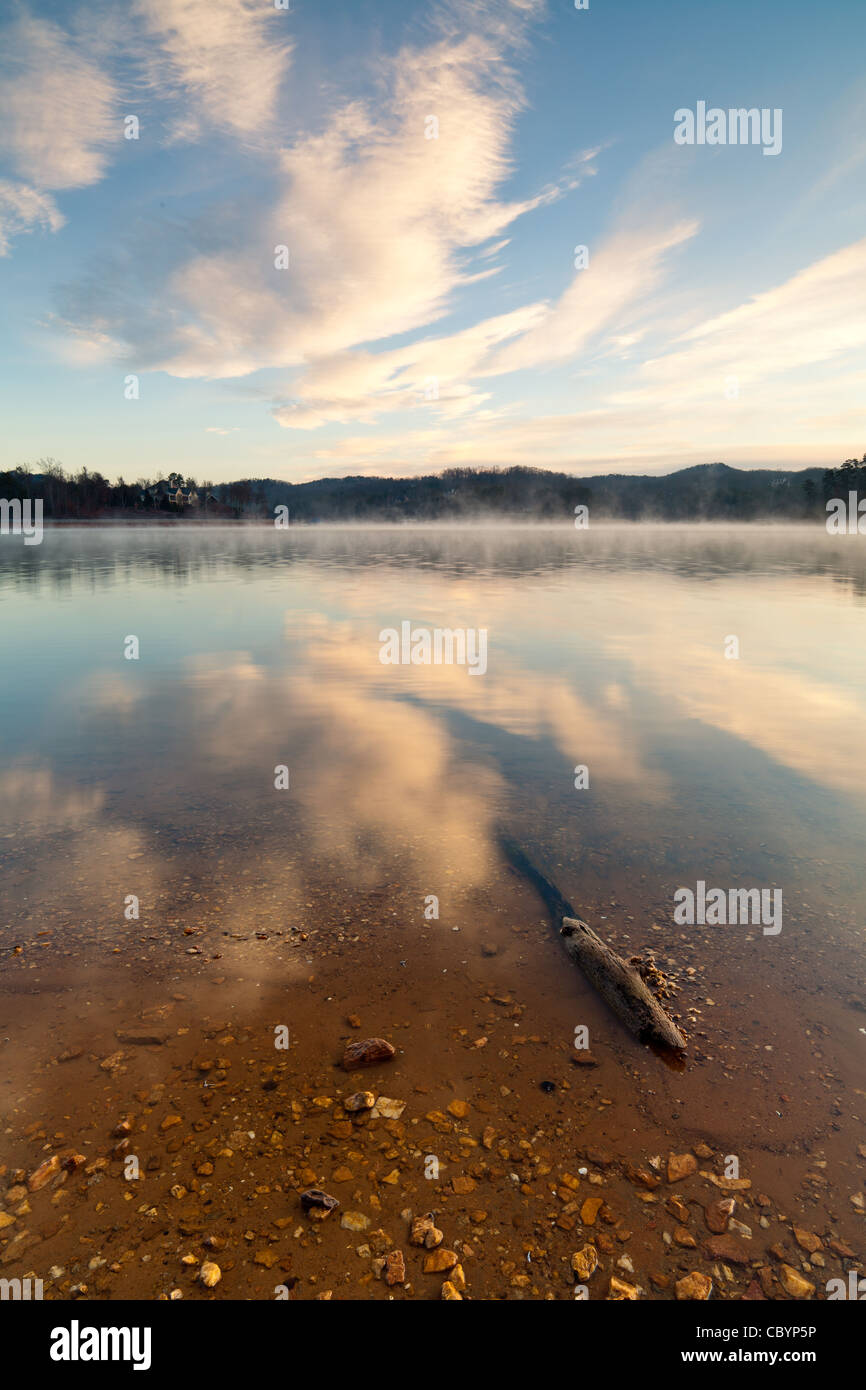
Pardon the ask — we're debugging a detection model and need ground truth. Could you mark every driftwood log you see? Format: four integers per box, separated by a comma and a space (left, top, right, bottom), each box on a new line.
560, 916, 686, 1052
500, 837, 686, 1053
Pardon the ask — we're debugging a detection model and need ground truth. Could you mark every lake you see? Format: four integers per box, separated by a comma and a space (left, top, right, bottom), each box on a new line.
0, 523, 864, 1299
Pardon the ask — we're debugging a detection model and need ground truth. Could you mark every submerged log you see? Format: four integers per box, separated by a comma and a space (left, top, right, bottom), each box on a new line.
500, 836, 686, 1053
561, 915, 687, 1052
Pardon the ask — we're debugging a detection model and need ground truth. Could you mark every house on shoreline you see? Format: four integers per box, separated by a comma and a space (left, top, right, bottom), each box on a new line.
139, 480, 221, 511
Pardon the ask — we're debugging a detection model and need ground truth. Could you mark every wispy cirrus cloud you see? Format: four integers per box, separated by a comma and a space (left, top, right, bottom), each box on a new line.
56, 21, 568, 381
305, 236, 866, 475
0, 179, 65, 256
618, 236, 866, 407
134, 0, 293, 142
0, 13, 118, 191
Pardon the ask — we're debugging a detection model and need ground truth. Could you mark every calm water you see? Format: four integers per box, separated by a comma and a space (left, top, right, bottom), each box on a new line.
1, 523, 866, 1025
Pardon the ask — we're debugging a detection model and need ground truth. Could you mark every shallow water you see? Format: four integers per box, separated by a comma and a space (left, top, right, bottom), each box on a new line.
3, 524, 866, 951
1, 523, 864, 1298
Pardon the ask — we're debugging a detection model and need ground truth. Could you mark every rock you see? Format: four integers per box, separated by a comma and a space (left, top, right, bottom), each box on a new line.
340, 1212, 370, 1232
676, 1271, 713, 1300
253, 1250, 280, 1268
793, 1227, 822, 1253
625, 1163, 660, 1190
342, 1037, 395, 1071
0, 1213, 16, 1230
383, 1250, 405, 1286
703, 1173, 751, 1192
450, 1264, 467, 1292
199, 1261, 221, 1288
703, 1235, 753, 1265
160, 1115, 182, 1132
571, 1245, 599, 1281
27, 1156, 61, 1191
580, 1197, 604, 1226
441, 1280, 463, 1299
705, 1198, 735, 1233
300, 1189, 339, 1220
115, 1027, 169, 1045
742, 1278, 766, 1300
344, 1092, 375, 1112
451, 1176, 476, 1195
827, 1237, 855, 1258
674, 1227, 697, 1249
778, 1264, 815, 1299
759, 1267, 778, 1298
666, 1197, 690, 1223
608, 1275, 641, 1300
370, 1097, 405, 1120
447, 1100, 469, 1119
424, 1248, 458, 1273
694, 1143, 714, 1160
667, 1153, 698, 1183
410, 1214, 443, 1249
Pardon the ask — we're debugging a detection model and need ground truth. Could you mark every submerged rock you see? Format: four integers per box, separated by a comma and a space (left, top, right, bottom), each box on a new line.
27, 1156, 61, 1191
410, 1214, 443, 1249
676, 1271, 713, 1300
300, 1188, 340, 1219
571, 1245, 599, 1281
608, 1275, 641, 1300
344, 1091, 376, 1112
667, 1153, 698, 1183
778, 1264, 815, 1299
342, 1037, 396, 1071
383, 1250, 405, 1286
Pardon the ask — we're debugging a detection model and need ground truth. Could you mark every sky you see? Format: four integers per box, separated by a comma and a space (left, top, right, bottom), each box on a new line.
0, 0, 864, 485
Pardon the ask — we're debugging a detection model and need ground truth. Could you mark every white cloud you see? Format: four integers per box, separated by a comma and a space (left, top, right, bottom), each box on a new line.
0, 14, 117, 190
272, 304, 546, 429
135, 0, 293, 142
619, 237, 866, 406
0, 180, 65, 255
55, 23, 565, 380
486, 218, 698, 375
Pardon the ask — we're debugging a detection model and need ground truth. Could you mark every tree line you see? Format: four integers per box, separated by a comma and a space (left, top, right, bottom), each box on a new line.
1, 456, 862, 522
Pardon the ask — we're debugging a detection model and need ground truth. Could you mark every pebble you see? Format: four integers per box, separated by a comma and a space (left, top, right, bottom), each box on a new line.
300, 1189, 340, 1220
778, 1264, 815, 1299
571, 1245, 599, 1281
424, 1248, 458, 1273
342, 1037, 396, 1071
344, 1092, 375, 1112
676, 1271, 713, 1300
667, 1153, 698, 1183
410, 1214, 444, 1249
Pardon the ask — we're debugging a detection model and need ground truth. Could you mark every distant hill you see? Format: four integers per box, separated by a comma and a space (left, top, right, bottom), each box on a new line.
2, 459, 841, 521
213, 462, 828, 522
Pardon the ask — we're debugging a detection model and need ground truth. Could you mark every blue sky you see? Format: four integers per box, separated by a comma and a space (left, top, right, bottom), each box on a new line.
1, 0, 864, 484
